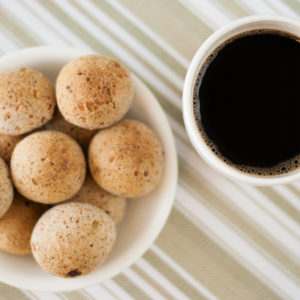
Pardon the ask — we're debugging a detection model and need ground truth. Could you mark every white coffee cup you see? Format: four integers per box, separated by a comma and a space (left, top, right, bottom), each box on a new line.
183, 15, 300, 186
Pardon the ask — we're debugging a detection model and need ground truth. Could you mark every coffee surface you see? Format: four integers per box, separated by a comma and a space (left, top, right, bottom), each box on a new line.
194, 30, 300, 175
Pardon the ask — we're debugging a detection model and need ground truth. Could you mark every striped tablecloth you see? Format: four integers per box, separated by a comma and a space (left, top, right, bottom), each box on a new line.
0, 1, 299, 299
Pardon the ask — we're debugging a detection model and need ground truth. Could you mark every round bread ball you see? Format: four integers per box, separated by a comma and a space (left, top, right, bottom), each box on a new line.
31, 202, 116, 277
56, 55, 134, 130
45, 109, 97, 150
0, 194, 47, 255
89, 119, 165, 198
0, 68, 55, 135
0, 158, 13, 218
70, 174, 126, 224
0, 133, 22, 163
11, 130, 86, 204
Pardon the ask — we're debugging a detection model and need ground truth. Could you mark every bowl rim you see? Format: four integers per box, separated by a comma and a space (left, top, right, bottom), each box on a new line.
0, 46, 178, 291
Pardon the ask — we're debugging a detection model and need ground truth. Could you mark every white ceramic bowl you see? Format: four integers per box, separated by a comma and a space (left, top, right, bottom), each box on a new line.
0, 46, 178, 292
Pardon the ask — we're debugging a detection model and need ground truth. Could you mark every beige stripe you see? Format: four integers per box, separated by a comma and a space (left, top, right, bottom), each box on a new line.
25, 291, 66, 300
117, 0, 213, 60
155, 208, 282, 300
151, 89, 183, 123
21, 0, 75, 45
131, 265, 174, 299
262, 0, 299, 16
80, 289, 100, 300
179, 162, 300, 278
286, 185, 300, 210
98, 284, 121, 300
281, 0, 300, 13
211, 0, 249, 17
0, 7, 38, 46
61, 291, 87, 300
232, 182, 299, 241
90, 0, 187, 78
0, 283, 32, 300
176, 186, 300, 298
257, 186, 300, 224
113, 274, 151, 300
144, 250, 209, 300
55, 293, 67, 300
37, 0, 110, 52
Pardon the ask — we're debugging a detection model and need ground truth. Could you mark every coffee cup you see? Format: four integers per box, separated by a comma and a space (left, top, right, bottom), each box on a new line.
183, 15, 300, 186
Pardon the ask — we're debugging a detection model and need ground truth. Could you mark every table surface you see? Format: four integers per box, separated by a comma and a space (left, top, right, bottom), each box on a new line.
0, 1, 299, 299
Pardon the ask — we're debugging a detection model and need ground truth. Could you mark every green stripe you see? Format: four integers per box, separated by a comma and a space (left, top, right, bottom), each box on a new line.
131, 265, 174, 299
233, 0, 253, 13
232, 182, 299, 241
0, 7, 38, 46
179, 162, 300, 278
79, 290, 98, 300
92, 0, 187, 78
71, 0, 182, 94
287, 184, 300, 199
55, 293, 66, 300
99, 284, 121, 300
37, 0, 109, 52
119, 0, 213, 60
152, 89, 183, 124
261, 0, 300, 15
257, 186, 300, 224
0, 25, 23, 49
182, 182, 300, 281
281, 0, 300, 13
21, 1, 74, 45
113, 274, 151, 300
0, 283, 31, 300
286, 185, 300, 213
155, 208, 282, 300
61, 291, 87, 300
144, 250, 207, 300
211, 0, 250, 17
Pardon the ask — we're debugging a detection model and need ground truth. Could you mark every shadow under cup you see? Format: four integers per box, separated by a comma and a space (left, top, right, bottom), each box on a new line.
183, 15, 300, 186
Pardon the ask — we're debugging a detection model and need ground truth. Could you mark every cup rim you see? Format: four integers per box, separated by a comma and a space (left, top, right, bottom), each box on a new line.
183, 15, 300, 186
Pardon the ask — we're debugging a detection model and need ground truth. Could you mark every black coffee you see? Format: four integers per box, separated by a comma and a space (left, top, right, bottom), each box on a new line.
194, 30, 300, 176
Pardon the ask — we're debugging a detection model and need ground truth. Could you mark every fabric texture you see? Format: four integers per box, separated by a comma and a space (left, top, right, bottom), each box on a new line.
0, 0, 299, 299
